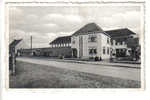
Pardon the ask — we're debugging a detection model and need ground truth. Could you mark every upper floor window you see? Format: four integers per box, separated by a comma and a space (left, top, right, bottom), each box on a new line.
72, 41, 75, 44
120, 42, 123, 45
107, 38, 110, 44
88, 35, 97, 42
111, 40, 113, 45
115, 42, 117, 45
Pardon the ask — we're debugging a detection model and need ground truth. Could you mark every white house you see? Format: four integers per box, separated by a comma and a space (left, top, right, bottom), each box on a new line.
106, 28, 137, 58
49, 22, 138, 60
71, 23, 111, 59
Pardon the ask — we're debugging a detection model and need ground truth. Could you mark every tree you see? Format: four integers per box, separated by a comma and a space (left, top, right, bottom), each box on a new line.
126, 37, 140, 60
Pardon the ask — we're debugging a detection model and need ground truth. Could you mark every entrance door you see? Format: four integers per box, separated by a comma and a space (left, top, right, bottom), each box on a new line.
72, 49, 77, 58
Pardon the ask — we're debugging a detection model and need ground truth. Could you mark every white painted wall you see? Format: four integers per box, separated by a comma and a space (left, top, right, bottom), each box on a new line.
100, 33, 111, 59
71, 33, 111, 59
112, 40, 127, 49
87, 34, 99, 58
111, 39, 130, 56
82, 35, 88, 58
71, 36, 79, 57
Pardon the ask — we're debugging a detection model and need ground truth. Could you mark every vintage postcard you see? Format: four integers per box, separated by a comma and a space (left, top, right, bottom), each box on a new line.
5, 2, 144, 89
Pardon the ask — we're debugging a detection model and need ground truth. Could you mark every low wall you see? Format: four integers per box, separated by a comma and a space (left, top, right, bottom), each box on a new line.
18, 47, 72, 58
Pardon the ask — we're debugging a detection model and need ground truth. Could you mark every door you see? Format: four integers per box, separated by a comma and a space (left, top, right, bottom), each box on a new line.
72, 48, 77, 58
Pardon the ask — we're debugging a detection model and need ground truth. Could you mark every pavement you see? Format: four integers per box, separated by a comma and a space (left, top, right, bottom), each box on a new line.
16, 57, 141, 81
50, 59, 140, 69
18, 56, 141, 69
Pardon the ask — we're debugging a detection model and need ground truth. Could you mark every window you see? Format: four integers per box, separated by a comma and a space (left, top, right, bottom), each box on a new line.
93, 49, 97, 54
103, 47, 105, 54
107, 38, 110, 44
111, 40, 113, 45
115, 42, 117, 45
120, 42, 123, 45
107, 47, 109, 55
72, 40, 75, 44
89, 49, 93, 54
88, 35, 97, 42
89, 48, 97, 55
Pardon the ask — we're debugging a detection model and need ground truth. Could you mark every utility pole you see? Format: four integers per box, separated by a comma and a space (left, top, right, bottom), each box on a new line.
31, 35, 32, 50
31, 35, 33, 56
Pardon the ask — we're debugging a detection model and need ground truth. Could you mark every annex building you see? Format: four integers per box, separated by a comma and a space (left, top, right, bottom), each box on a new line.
49, 23, 138, 60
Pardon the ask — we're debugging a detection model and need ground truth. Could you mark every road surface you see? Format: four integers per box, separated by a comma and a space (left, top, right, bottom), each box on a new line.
16, 57, 140, 81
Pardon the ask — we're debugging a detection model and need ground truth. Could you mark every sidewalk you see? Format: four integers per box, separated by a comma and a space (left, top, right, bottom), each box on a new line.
17, 56, 141, 69
48, 59, 141, 69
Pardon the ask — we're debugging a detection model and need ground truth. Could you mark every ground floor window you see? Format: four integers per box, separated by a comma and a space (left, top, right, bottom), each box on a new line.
107, 47, 109, 55
89, 48, 97, 55
103, 47, 105, 54
116, 48, 127, 57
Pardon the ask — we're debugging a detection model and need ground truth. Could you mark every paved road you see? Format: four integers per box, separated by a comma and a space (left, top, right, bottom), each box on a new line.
16, 57, 140, 81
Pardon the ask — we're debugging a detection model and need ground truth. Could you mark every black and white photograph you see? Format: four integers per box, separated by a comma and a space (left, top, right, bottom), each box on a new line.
8, 3, 144, 88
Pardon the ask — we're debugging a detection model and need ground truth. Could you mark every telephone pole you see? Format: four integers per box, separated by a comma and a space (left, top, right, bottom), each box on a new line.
31, 35, 32, 50
31, 35, 33, 56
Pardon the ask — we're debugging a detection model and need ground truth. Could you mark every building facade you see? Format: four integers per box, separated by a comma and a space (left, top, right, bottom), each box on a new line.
19, 22, 138, 60
71, 23, 111, 59
48, 22, 138, 60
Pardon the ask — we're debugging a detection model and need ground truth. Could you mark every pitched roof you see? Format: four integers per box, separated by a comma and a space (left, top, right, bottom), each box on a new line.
9, 39, 22, 48
105, 28, 136, 43
72, 23, 110, 36
105, 28, 136, 38
49, 36, 71, 44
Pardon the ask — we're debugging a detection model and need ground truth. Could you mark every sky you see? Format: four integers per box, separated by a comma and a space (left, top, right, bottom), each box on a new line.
9, 5, 142, 48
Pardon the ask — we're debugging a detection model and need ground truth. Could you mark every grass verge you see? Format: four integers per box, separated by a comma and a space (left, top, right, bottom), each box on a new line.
9, 61, 140, 88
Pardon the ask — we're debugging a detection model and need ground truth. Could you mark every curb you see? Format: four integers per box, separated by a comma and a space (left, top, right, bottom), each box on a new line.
17, 57, 141, 69
53, 60, 141, 69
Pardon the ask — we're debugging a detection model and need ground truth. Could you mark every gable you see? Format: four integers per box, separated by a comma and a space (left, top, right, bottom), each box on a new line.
72, 23, 110, 37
